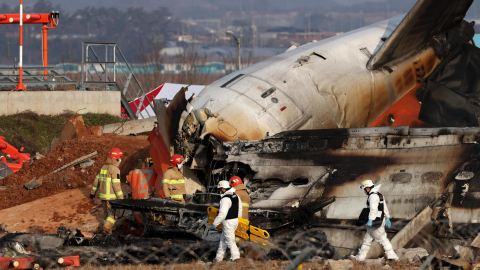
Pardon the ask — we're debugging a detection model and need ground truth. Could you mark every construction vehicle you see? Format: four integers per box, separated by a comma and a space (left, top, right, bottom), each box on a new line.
0, 137, 30, 179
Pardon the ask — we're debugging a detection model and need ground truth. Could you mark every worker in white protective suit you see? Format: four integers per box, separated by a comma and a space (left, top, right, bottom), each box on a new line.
212, 180, 243, 262
354, 180, 399, 261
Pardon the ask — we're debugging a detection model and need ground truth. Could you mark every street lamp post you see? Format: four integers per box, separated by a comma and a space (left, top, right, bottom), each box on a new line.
226, 30, 241, 70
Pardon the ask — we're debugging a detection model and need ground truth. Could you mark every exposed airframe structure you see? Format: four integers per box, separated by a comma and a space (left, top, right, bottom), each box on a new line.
112, 0, 480, 257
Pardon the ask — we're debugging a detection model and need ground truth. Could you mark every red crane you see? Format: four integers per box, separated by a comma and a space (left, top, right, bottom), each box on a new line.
0, 9, 60, 90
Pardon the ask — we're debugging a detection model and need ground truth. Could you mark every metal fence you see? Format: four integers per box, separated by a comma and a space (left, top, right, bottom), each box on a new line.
2, 218, 478, 270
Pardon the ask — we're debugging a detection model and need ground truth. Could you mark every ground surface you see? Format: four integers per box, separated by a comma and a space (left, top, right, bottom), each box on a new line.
0, 134, 150, 210
0, 112, 122, 154
0, 186, 103, 234
49, 259, 422, 270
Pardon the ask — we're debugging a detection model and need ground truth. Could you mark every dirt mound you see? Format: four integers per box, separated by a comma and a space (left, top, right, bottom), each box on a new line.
50, 115, 102, 151
0, 134, 150, 210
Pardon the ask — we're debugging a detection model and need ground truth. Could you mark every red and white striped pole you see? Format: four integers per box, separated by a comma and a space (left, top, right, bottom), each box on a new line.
15, 0, 26, 90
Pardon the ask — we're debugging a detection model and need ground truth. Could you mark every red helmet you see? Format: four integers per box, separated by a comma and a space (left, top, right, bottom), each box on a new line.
109, 148, 123, 159
170, 154, 184, 166
229, 176, 243, 187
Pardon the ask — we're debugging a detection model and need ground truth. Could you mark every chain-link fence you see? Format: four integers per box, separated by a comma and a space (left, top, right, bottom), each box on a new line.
2, 217, 480, 270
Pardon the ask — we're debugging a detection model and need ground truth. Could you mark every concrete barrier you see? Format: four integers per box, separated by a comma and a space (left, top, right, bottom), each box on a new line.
0, 91, 120, 116
101, 116, 156, 135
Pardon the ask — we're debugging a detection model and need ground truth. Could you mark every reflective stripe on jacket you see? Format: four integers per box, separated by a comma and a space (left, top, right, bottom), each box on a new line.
91, 157, 124, 200
162, 166, 186, 200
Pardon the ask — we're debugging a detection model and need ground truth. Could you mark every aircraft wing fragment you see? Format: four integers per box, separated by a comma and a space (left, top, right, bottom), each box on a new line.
367, 0, 473, 70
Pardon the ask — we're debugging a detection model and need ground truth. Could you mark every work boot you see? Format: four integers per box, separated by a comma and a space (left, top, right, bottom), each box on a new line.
102, 219, 115, 234
385, 250, 399, 260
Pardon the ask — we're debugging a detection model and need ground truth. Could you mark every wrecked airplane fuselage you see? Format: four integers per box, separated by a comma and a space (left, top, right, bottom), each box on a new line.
122, 0, 480, 256
118, 125, 480, 255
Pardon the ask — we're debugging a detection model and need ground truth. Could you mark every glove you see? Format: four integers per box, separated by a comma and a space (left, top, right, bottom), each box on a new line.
211, 224, 217, 230
385, 218, 391, 228
89, 194, 95, 200
366, 220, 373, 227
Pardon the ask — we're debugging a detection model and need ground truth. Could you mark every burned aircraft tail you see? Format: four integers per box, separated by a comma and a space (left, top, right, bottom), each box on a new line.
366, 0, 480, 128
367, 0, 474, 70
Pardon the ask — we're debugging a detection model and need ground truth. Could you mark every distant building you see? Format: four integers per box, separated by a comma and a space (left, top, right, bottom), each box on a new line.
160, 47, 185, 57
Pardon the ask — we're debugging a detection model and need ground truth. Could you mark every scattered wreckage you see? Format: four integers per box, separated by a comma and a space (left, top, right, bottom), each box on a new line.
107, 0, 480, 264
0, 227, 82, 269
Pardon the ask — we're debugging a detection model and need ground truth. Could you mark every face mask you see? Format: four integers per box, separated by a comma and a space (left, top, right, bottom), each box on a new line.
118, 158, 122, 164
177, 163, 183, 169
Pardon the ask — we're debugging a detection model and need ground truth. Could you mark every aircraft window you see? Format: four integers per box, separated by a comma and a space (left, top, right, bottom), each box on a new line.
390, 172, 412, 184
292, 178, 309, 186
271, 97, 278, 103
261, 87, 276, 98
421, 172, 443, 183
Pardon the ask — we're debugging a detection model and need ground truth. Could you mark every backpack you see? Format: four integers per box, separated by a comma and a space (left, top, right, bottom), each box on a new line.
356, 192, 385, 228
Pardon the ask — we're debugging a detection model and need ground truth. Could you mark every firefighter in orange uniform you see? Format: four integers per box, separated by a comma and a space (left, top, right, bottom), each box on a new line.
162, 154, 186, 204
90, 148, 124, 234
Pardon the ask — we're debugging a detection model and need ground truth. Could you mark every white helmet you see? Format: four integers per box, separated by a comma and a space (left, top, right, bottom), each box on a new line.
360, 180, 374, 194
217, 180, 231, 189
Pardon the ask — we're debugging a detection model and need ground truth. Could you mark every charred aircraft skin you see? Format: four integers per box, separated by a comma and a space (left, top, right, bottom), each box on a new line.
221, 126, 480, 227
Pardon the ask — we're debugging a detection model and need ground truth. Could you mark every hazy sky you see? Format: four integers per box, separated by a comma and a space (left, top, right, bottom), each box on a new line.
0, 0, 479, 19
0, 0, 409, 13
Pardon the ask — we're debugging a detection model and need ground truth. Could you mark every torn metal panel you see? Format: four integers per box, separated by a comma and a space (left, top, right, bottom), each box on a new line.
153, 87, 188, 151
0, 233, 65, 250
153, 99, 171, 150
418, 42, 480, 127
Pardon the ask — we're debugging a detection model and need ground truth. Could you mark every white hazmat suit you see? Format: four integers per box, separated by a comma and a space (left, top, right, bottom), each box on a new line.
356, 185, 398, 261
213, 188, 243, 261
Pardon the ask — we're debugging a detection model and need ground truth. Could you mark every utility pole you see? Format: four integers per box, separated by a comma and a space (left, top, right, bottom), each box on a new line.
226, 30, 241, 70
306, 14, 311, 40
